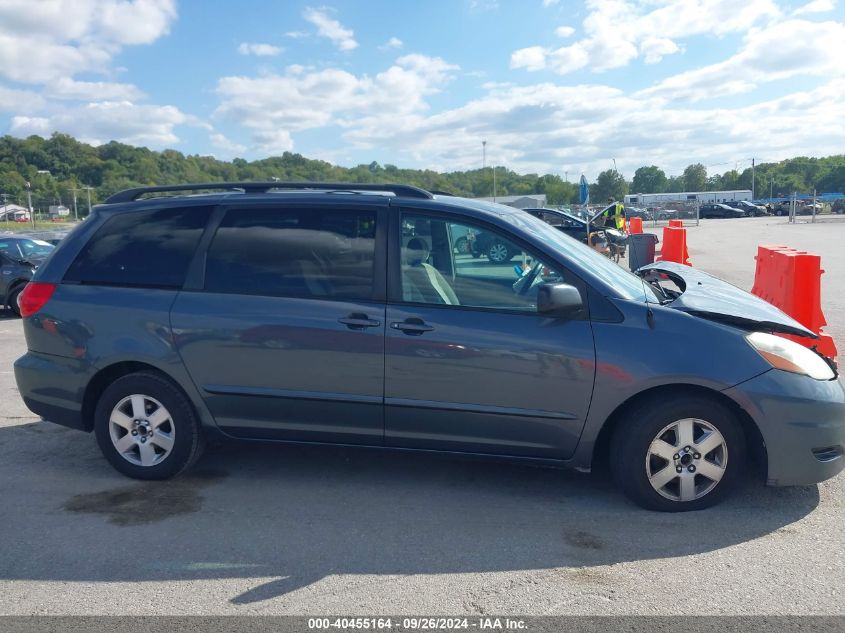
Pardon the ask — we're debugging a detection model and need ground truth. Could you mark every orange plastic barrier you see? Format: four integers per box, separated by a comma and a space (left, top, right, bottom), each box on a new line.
668, 219, 684, 228
751, 245, 837, 360
656, 226, 691, 266
628, 217, 643, 234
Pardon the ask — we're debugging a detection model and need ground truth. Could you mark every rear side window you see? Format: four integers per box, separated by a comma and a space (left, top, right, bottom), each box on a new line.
65, 207, 209, 288
204, 207, 377, 300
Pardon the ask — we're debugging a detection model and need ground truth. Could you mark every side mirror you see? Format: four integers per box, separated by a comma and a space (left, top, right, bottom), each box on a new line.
537, 283, 584, 318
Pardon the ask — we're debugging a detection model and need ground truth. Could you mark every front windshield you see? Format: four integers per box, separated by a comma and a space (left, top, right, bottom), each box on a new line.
500, 205, 658, 302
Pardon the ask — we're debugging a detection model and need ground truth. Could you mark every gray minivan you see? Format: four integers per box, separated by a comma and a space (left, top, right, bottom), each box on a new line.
13, 182, 845, 511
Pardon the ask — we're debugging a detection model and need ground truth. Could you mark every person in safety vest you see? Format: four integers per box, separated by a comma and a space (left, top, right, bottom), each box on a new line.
600, 199, 626, 231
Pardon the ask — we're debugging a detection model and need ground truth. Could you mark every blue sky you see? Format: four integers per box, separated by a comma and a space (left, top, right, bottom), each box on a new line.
0, 0, 843, 180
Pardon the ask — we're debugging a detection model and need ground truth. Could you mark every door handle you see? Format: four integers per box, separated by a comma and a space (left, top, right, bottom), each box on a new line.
390, 318, 434, 335
338, 313, 382, 330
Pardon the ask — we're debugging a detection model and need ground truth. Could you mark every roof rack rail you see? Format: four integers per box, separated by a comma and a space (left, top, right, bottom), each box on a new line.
104, 181, 434, 204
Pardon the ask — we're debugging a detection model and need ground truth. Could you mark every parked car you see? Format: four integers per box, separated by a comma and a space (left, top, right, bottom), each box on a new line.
832, 199, 845, 214
699, 203, 746, 219
773, 201, 791, 216
470, 228, 519, 263
0, 235, 55, 316
523, 207, 628, 261
733, 200, 768, 216
798, 202, 824, 216
625, 207, 652, 221
13, 181, 844, 512
773, 201, 824, 216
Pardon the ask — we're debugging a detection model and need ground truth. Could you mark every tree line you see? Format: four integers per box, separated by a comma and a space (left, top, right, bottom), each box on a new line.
1, 133, 843, 214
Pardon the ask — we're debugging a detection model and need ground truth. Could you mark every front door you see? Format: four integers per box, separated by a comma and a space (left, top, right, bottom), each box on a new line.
385, 211, 595, 459
171, 203, 386, 444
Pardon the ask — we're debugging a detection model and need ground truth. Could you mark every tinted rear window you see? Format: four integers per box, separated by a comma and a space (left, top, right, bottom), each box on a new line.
204, 207, 377, 300
64, 206, 209, 288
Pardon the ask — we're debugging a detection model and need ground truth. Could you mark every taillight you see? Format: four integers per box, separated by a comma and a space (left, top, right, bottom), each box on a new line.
19, 282, 57, 317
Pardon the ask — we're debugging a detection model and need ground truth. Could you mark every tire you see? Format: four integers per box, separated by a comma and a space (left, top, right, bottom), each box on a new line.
94, 372, 204, 480
455, 236, 471, 255
7, 286, 23, 317
609, 394, 745, 512
487, 241, 513, 263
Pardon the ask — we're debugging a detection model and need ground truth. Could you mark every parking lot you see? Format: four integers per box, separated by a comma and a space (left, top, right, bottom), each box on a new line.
0, 215, 843, 616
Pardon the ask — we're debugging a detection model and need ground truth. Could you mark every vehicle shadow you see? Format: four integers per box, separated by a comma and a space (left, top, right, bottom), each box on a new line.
0, 420, 820, 606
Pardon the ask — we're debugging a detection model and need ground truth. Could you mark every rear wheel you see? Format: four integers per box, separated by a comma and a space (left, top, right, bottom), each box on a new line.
610, 395, 745, 511
94, 372, 204, 480
455, 236, 471, 255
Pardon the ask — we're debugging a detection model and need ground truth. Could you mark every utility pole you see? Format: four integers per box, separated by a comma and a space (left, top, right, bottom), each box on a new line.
25, 181, 34, 227
564, 171, 568, 183
770, 176, 773, 199
71, 185, 94, 218
493, 165, 497, 202
751, 158, 755, 200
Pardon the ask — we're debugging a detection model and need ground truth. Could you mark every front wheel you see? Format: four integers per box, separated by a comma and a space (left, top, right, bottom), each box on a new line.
610, 395, 745, 511
94, 372, 204, 480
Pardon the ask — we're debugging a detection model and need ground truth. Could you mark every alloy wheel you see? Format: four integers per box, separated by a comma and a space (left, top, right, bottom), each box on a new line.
645, 418, 728, 502
108, 394, 176, 467
488, 242, 509, 263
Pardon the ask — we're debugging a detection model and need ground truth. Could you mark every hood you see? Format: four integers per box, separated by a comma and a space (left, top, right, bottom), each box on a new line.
637, 261, 816, 338
20, 254, 46, 267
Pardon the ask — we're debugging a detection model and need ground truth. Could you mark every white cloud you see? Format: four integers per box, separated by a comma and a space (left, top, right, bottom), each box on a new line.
10, 101, 204, 147
512, 0, 780, 74
554, 26, 576, 37
238, 42, 283, 57
543, 0, 561, 6
50, 78, 144, 101
0, 0, 176, 84
639, 19, 845, 101
510, 46, 548, 71
0, 85, 45, 112
379, 37, 404, 51
793, 0, 836, 14
210, 132, 247, 154
284, 31, 309, 38
302, 7, 358, 51
215, 55, 458, 152
640, 37, 680, 64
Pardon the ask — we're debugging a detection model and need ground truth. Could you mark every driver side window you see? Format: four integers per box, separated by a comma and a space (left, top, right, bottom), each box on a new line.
400, 213, 565, 312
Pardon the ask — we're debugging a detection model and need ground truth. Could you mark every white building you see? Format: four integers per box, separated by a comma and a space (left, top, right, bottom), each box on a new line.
624, 190, 752, 206
0, 203, 30, 221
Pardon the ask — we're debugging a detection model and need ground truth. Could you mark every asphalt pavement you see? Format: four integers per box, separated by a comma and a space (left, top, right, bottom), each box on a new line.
0, 216, 843, 615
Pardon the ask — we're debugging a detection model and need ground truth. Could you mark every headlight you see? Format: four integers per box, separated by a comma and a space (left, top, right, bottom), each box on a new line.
746, 331, 835, 381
